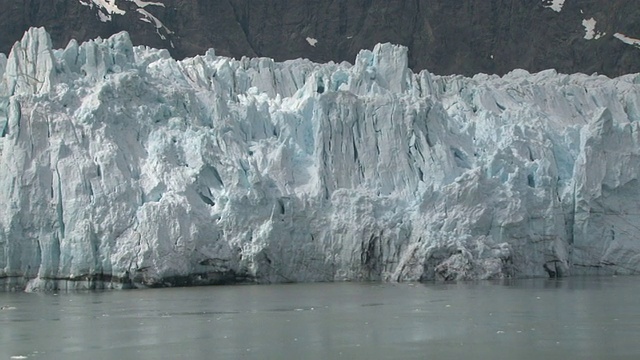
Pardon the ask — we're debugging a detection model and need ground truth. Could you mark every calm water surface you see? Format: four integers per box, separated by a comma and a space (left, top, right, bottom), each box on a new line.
1, 277, 639, 359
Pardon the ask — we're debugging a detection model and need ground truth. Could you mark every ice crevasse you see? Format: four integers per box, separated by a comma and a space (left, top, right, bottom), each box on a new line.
1, 28, 640, 291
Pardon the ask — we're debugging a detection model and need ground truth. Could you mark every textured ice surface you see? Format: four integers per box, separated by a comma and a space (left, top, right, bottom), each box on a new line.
2, 28, 640, 291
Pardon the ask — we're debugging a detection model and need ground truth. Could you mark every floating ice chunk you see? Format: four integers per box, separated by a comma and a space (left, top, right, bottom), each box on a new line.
306, 37, 318, 47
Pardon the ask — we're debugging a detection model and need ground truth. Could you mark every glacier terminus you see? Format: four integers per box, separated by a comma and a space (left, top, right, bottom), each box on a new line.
1, 28, 640, 291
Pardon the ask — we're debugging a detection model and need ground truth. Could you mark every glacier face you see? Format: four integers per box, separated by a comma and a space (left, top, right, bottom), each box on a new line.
1, 28, 640, 291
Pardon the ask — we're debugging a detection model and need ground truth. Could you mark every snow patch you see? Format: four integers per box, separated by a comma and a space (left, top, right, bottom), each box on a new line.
82, 0, 125, 15
614, 33, 640, 48
306, 37, 318, 47
97, 11, 110, 22
582, 18, 605, 40
78, 0, 172, 41
542, 0, 565, 12
131, 0, 164, 7
137, 8, 173, 40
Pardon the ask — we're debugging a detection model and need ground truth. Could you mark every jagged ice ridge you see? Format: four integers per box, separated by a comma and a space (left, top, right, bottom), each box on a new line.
1, 28, 640, 291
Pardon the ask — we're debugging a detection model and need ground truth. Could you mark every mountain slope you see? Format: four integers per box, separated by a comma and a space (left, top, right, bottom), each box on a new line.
1, 0, 640, 76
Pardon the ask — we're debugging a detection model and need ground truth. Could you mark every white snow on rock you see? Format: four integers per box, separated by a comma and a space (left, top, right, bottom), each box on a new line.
137, 8, 173, 41
78, 0, 171, 40
306, 37, 318, 47
2, 28, 640, 291
542, 0, 565, 12
582, 18, 605, 40
79, 0, 126, 21
614, 33, 640, 48
131, 0, 164, 7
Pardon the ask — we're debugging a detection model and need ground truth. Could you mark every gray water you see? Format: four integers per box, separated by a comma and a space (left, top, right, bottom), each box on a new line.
1, 277, 639, 360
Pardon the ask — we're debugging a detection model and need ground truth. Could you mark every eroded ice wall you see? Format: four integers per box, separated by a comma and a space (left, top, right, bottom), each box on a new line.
1, 28, 640, 291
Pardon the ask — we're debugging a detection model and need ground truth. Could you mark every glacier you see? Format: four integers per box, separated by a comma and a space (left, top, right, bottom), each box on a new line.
1, 28, 640, 291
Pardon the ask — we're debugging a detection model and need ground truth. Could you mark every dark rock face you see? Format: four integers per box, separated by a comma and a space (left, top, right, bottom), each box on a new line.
1, 0, 639, 76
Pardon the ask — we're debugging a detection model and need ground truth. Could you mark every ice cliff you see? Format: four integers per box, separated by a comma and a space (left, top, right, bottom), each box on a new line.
1, 28, 640, 291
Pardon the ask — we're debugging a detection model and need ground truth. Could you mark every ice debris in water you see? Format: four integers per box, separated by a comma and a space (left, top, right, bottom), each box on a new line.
1, 28, 640, 291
